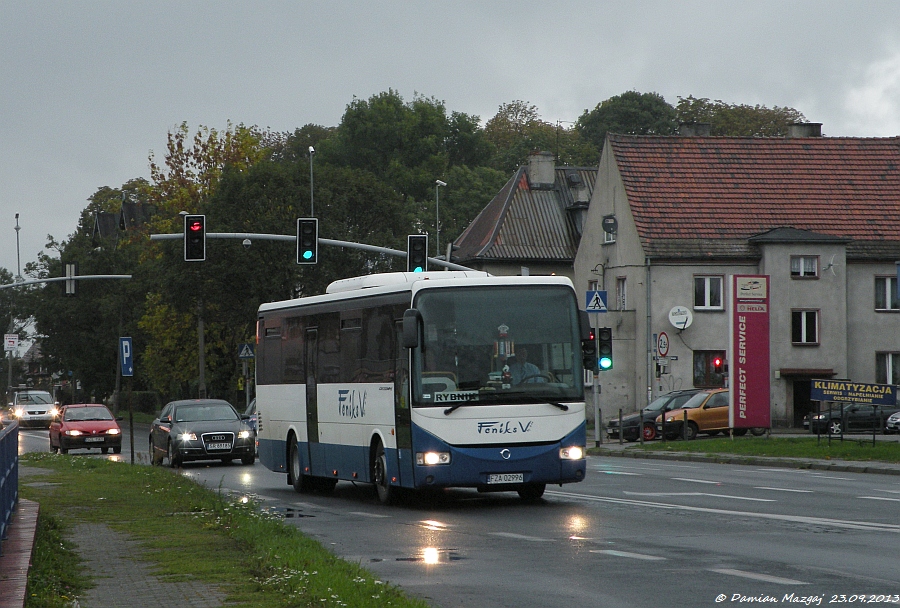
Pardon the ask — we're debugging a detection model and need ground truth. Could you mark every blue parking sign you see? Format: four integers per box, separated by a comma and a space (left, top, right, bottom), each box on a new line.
120, 337, 134, 377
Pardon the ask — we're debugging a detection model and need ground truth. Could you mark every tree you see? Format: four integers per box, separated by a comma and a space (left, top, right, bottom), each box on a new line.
576, 91, 677, 151
675, 96, 807, 136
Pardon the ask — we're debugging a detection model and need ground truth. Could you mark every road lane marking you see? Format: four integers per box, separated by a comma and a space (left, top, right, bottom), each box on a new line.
754, 487, 813, 493
593, 470, 643, 476
624, 491, 774, 502
671, 477, 721, 484
547, 490, 900, 533
489, 532, 554, 542
350, 511, 392, 518
710, 568, 808, 585
590, 549, 666, 561
858, 496, 900, 502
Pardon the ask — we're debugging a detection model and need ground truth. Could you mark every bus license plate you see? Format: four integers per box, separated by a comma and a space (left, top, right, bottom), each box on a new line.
487, 473, 524, 484
207, 443, 231, 450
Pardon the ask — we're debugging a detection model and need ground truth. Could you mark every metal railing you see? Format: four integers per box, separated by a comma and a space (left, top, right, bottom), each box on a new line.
0, 419, 19, 556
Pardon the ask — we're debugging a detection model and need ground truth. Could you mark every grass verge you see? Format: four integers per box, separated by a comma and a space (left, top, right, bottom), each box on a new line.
615, 435, 900, 462
19, 452, 430, 608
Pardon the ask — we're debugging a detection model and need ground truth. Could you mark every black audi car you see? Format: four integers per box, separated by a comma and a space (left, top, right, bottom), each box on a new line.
606, 389, 701, 442
150, 399, 255, 467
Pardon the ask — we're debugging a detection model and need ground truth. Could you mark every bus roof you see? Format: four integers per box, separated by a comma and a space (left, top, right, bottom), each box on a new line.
258, 272, 575, 314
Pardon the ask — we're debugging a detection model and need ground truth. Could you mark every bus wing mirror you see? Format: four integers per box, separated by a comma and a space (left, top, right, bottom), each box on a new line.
401, 309, 422, 349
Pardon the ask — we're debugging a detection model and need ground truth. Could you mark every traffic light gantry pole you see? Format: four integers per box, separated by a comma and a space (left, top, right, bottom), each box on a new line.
150, 231, 474, 271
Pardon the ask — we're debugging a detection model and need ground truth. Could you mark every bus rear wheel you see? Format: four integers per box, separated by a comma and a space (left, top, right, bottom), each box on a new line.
290, 436, 312, 493
373, 443, 395, 505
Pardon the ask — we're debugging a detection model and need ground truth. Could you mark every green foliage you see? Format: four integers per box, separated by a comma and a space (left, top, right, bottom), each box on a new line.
25, 511, 90, 608
576, 90, 678, 151
675, 96, 808, 136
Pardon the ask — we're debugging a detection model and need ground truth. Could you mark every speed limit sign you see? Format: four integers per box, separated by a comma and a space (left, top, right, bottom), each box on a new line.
657, 332, 669, 357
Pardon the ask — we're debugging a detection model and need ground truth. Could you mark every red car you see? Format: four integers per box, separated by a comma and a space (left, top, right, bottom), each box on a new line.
50, 404, 123, 455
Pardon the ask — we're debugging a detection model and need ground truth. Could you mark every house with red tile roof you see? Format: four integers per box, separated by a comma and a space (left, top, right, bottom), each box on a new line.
574, 125, 900, 428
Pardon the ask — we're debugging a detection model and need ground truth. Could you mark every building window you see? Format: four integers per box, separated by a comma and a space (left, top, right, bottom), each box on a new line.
791, 309, 818, 344
694, 276, 723, 310
693, 350, 727, 388
790, 255, 818, 278
616, 277, 626, 310
876, 352, 900, 385
875, 276, 899, 311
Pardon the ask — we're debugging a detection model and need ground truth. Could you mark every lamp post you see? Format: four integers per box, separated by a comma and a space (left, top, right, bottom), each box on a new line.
435, 180, 447, 257
309, 146, 315, 216
14, 213, 21, 282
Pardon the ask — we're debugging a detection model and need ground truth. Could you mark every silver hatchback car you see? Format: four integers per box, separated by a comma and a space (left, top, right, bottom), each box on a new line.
9, 390, 59, 428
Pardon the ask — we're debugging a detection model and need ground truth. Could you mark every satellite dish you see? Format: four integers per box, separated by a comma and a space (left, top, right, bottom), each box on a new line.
669, 305, 693, 330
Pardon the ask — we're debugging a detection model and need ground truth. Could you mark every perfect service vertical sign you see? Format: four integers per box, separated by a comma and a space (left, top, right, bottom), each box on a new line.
729, 276, 770, 429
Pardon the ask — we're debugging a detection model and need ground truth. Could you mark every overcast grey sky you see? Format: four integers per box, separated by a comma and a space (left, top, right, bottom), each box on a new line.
3, 1, 900, 276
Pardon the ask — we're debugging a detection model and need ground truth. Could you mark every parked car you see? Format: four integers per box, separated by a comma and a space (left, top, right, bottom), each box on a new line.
885, 411, 900, 434
657, 388, 767, 440
606, 389, 701, 442
50, 403, 122, 454
807, 402, 900, 435
9, 390, 59, 428
149, 399, 255, 467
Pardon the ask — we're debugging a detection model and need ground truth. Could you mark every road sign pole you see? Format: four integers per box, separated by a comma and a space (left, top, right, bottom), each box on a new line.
593, 312, 601, 446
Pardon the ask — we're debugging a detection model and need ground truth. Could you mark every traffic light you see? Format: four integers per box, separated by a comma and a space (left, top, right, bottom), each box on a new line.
184, 214, 206, 261
713, 355, 724, 374
582, 329, 598, 373
407, 234, 428, 273
597, 327, 613, 371
297, 218, 318, 264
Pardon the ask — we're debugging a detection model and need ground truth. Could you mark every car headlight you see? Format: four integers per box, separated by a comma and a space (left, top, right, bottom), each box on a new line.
238, 430, 251, 439
107, 428, 121, 435
178, 432, 197, 441
49, 407, 60, 418
560, 446, 584, 460
416, 451, 451, 465
64, 430, 83, 436
13, 408, 25, 418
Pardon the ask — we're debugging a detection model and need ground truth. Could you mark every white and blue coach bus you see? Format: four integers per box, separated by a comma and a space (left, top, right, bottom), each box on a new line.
255, 271, 589, 503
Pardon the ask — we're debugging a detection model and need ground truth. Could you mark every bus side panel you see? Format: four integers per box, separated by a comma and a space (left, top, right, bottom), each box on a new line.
257, 383, 307, 473
315, 383, 397, 482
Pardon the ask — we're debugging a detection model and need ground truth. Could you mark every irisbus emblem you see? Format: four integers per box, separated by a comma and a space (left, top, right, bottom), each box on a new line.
500, 449, 511, 460
477, 420, 533, 434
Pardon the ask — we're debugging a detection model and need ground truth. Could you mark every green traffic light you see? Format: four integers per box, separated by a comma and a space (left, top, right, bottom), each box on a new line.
413, 266, 424, 273
599, 357, 612, 370
302, 250, 313, 260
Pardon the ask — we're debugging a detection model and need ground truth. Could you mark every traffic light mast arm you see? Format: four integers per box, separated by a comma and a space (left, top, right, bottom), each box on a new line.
150, 233, 475, 270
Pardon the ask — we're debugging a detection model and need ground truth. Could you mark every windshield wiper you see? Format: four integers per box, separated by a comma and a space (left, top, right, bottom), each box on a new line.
444, 402, 474, 415
547, 401, 569, 411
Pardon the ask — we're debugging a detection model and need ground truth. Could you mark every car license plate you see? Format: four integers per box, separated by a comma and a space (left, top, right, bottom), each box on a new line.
85, 437, 104, 443
487, 473, 524, 484
207, 443, 231, 450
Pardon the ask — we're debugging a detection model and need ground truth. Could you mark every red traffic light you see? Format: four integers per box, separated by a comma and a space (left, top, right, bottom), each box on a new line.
188, 220, 203, 232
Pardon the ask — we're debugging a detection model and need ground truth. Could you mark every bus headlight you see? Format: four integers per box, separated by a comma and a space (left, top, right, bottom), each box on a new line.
416, 451, 451, 466
559, 446, 584, 460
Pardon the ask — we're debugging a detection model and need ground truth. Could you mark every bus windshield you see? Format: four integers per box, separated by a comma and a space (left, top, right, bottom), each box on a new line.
412, 285, 582, 407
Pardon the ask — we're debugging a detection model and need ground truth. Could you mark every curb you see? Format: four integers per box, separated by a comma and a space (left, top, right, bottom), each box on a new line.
0, 498, 39, 608
593, 448, 900, 476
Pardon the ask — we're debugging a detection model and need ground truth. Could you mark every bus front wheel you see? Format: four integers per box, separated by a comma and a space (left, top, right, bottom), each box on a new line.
517, 483, 545, 501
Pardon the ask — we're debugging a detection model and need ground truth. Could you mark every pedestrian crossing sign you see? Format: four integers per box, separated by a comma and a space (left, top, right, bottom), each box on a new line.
238, 343, 255, 359
585, 290, 608, 313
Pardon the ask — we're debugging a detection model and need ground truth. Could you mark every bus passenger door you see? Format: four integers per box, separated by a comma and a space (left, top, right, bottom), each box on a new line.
394, 321, 414, 486
305, 328, 323, 475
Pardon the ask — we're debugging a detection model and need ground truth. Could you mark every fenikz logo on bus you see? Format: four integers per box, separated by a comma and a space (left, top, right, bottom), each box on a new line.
338, 389, 366, 419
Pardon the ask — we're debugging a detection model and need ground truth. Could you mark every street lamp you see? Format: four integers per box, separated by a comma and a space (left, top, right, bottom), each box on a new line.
309, 146, 315, 217
435, 180, 447, 257
14, 213, 22, 282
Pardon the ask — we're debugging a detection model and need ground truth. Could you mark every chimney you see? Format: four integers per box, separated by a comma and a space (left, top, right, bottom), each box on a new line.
527, 151, 556, 190
787, 123, 822, 138
679, 122, 711, 137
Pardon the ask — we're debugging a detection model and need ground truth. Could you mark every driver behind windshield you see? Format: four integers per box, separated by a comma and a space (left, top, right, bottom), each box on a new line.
506, 347, 546, 384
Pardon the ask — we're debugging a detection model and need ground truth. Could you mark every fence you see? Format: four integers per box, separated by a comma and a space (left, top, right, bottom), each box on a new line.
0, 420, 18, 556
